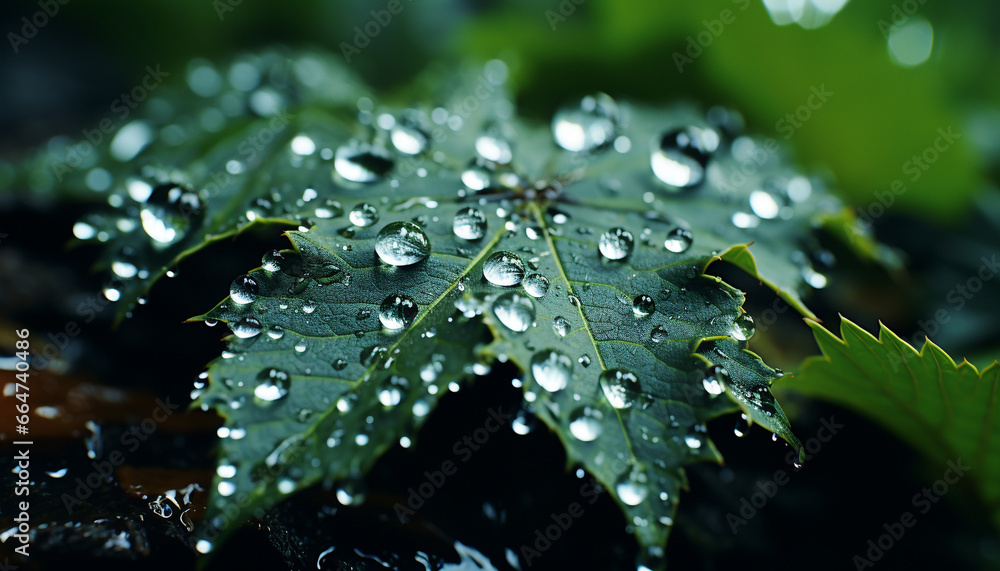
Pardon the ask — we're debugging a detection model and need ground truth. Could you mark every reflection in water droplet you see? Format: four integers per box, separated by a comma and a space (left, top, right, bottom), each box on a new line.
230, 274, 259, 304
552, 316, 570, 337
255, 368, 290, 402
599, 227, 634, 260
334, 140, 393, 183
650, 325, 669, 343
483, 251, 525, 286
232, 317, 262, 338
569, 406, 603, 441
651, 127, 718, 188
453, 207, 488, 240
375, 221, 431, 266
493, 291, 535, 333
703, 365, 729, 396
749, 189, 780, 219
616, 468, 649, 506
475, 121, 513, 164
461, 158, 495, 191
664, 228, 693, 253
531, 349, 573, 392
552, 93, 619, 153
140, 184, 203, 245
600, 369, 640, 409
632, 294, 655, 317
378, 294, 418, 330
390, 110, 431, 155
349, 203, 379, 227
733, 313, 755, 341
522, 273, 549, 298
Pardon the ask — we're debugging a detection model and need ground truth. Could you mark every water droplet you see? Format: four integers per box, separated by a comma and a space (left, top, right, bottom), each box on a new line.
650, 325, 669, 343
349, 203, 379, 227
140, 183, 203, 245
703, 365, 729, 396
531, 350, 573, 392
599, 227, 634, 260
569, 406, 604, 441
262, 250, 283, 272
332, 358, 348, 371
733, 312, 755, 341
230, 274, 259, 304
334, 140, 393, 183
453, 207, 487, 240
378, 376, 409, 406
734, 414, 749, 437
232, 317, 262, 338
664, 228, 693, 253
578, 354, 592, 367
599, 369, 640, 409
749, 189, 780, 219
632, 294, 655, 317
379, 294, 418, 330
492, 291, 535, 333
616, 468, 649, 506
475, 121, 513, 164
294, 340, 308, 353
522, 273, 549, 298
483, 251, 525, 286
651, 127, 718, 188
461, 158, 495, 191
390, 110, 431, 155
255, 368, 290, 402
375, 221, 431, 266
552, 93, 619, 153
552, 316, 571, 337
267, 325, 285, 339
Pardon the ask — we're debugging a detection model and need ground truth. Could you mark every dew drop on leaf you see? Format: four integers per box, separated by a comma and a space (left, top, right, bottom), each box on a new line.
483, 251, 525, 286
599, 227, 634, 260
453, 207, 487, 240
348, 203, 379, 227
599, 368, 640, 409
266, 325, 284, 339
632, 294, 655, 317
475, 120, 513, 164
531, 349, 573, 393
650, 126, 718, 188
375, 221, 431, 266
254, 368, 290, 403
552, 93, 619, 153
664, 228, 693, 253
732, 312, 755, 341
378, 294, 418, 330
390, 110, 431, 155
140, 183, 203, 245
334, 140, 393, 183
616, 468, 650, 506
492, 291, 535, 333
461, 158, 494, 191
552, 315, 571, 337
229, 274, 259, 304
232, 317, 262, 338
522, 273, 549, 298
569, 406, 604, 441
703, 365, 729, 396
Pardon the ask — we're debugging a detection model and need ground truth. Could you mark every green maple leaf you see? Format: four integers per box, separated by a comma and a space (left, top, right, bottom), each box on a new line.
786, 317, 1000, 532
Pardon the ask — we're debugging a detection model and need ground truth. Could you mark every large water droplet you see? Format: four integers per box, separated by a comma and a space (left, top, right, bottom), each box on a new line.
599, 228, 634, 260
664, 228, 693, 253
375, 221, 431, 266
531, 350, 573, 392
230, 274, 259, 304
255, 368, 290, 402
334, 140, 393, 183
492, 291, 535, 333
349, 203, 379, 227
379, 294, 418, 330
232, 317, 262, 338
599, 369, 639, 409
140, 183, 203, 245
483, 251, 525, 286
453, 207, 487, 240
390, 110, 430, 155
552, 93, 619, 153
522, 273, 549, 298
632, 294, 654, 317
569, 406, 604, 442
651, 127, 718, 188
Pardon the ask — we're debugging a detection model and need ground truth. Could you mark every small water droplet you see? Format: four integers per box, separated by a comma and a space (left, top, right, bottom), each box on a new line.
650, 325, 669, 343
733, 312, 755, 341
266, 325, 285, 339
600, 369, 640, 409
254, 368, 290, 402
531, 349, 573, 392
453, 207, 488, 240
569, 406, 604, 441
349, 203, 379, 227
379, 294, 418, 330
493, 291, 535, 333
375, 221, 431, 266
552, 316, 571, 337
650, 127, 718, 188
599, 227, 634, 260
616, 468, 649, 506
664, 228, 693, 253
522, 273, 549, 298
552, 93, 619, 153
461, 158, 495, 191
578, 354, 592, 367
334, 140, 393, 183
390, 110, 431, 155
703, 365, 729, 396
483, 251, 525, 286
140, 183, 203, 245
632, 294, 655, 317
475, 121, 513, 164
